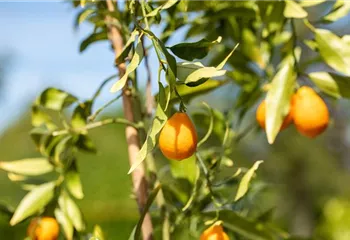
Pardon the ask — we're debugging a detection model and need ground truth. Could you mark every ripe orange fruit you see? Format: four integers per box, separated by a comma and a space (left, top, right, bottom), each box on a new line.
292, 86, 329, 138
200, 224, 230, 240
159, 112, 197, 160
27, 217, 60, 240
256, 99, 293, 130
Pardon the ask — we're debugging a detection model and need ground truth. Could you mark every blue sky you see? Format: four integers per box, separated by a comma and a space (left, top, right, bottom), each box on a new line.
0, 1, 176, 132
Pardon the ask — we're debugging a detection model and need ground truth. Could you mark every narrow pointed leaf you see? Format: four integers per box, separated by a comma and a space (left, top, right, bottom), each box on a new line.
10, 181, 56, 225
38, 88, 77, 111
55, 208, 74, 240
284, 0, 308, 18
93, 225, 105, 240
0, 158, 53, 176
216, 43, 239, 70
235, 160, 263, 201
144, 0, 178, 17
111, 38, 144, 93
300, 0, 326, 7
315, 28, 350, 76
80, 31, 108, 52
184, 67, 226, 85
115, 30, 139, 65
59, 192, 85, 231
265, 56, 296, 144
323, 0, 350, 22
66, 160, 84, 199
169, 36, 222, 61
309, 71, 350, 98
128, 105, 167, 174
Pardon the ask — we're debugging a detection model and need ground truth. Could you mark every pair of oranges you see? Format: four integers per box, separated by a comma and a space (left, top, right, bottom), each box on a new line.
27, 217, 60, 240
256, 86, 330, 138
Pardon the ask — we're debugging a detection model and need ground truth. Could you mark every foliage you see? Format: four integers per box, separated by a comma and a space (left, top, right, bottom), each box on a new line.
1, 0, 350, 239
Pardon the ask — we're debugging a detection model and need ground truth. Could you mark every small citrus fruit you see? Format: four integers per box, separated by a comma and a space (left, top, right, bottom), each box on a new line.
159, 112, 197, 160
27, 217, 60, 240
200, 224, 230, 240
292, 86, 329, 138
256, 99, 293, 130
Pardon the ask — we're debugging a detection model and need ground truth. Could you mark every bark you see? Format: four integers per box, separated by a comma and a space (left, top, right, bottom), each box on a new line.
105, 1, 153, 239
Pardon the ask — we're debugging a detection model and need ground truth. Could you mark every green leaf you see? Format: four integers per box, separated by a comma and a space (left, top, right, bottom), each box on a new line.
144, 29, 177, 87
309, 71, 350, 98
132, 185, 161, 240
80, 31, 108, 52
284, 0, 308, 18
110, 37, 144, 93
144, 0, 178, 17
159, 79, 228, 105
265, 56, 296, 144
170, 155, 197, 184
323, 0, 350, 22
315, 28, 350, 76
74, 134, 97, 153
59, 192, 85, 232
31, 106, 56, 130
65, 160, 84, 199
299, 0, 326, 7
93, 225, 105, 240
303, 39, 318, 51
55, 208, 74, 240
30, 126, 50, 149
71, 101, 92, 130
54, 136, 73, 164
184, 67, 226, 85
115, 30, 139, 65
169, 36, 222, 61
74, 8, 95, 29
38, 88, 78, 111
0, 158, 53, 176
235, 160, 263, 201
204, 210, 274, 240
10, 181, 56, 226
128, 104, 167, 174
216, 43, 239, 70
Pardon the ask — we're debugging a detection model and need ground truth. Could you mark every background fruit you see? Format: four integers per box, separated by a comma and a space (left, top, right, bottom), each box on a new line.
27, 217, 60, 240
292, 86, 329, 138
256, 100, 293, 130
159, 112, 197, 160
200, 225, 230, 240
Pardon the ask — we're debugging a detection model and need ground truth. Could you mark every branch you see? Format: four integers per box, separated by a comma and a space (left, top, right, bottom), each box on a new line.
105, 1, 154, 239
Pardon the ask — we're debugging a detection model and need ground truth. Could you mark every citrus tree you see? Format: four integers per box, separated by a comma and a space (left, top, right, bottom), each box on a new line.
1, 0, 350, 239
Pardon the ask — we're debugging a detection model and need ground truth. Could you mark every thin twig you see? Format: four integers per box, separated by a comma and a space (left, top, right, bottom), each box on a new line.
52, 117, 142, 136
88, 93, 123, 122
105, 1, 154, 239
196, 152, 222, 208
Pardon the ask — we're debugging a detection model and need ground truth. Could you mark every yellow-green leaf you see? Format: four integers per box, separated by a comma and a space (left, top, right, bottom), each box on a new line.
10, 181, 56, 226
235, 161, 263, 201
284, 0, 308, 18
111, 37, 144, 93
265, 56, 296, 144
0, 158, 53, 176
315, 28, 350, 75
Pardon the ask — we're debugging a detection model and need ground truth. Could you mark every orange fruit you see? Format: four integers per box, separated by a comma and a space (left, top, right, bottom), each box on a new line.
200, 225, 230, 240
27, 217, 60, 240
256, 99, 293, 130
159, 112, 197, 160
292, 86, 329, 138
